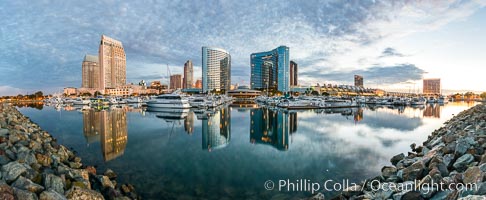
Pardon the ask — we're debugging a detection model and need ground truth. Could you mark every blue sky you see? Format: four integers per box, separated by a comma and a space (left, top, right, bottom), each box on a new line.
1, 0, 485, 95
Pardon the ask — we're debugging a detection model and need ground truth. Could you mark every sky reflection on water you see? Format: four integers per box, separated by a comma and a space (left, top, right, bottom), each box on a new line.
17, 102, 476, 199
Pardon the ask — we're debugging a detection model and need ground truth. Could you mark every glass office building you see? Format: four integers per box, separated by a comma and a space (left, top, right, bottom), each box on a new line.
250, 46, 290, 92
202, 47, 231, 93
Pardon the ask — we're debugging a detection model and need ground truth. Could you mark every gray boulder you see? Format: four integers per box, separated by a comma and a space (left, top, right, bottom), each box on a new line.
402, 162, 426, 181
1, 161, 28, 182
458, 195, 486, 200
39, 189, 67, 200
12, 176, 44, 193
453, 154, 474, 171
43, 174, 64, 195
390, 153, 405, 166
13, 187, 38, 200
0, 128, 8, 136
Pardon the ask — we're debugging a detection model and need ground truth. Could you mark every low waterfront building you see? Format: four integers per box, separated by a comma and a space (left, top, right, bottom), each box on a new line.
227, 85, 261, 104
290, 86, 308, 94
77, 88, 99, 96
63, 87, 77, 96
105, 87, 132, 96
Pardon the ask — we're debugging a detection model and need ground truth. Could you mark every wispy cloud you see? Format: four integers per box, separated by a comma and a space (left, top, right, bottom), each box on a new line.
380, 47, 405, 58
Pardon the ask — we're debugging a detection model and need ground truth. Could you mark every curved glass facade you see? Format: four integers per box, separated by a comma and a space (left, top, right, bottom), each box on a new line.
202, 47, 231, 93
250, 46, 289, 92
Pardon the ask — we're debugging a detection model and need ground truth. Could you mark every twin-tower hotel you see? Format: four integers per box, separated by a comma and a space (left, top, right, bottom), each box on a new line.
79, 35, 137, 96
75, 35, 297, 96
202, 45, 298, 94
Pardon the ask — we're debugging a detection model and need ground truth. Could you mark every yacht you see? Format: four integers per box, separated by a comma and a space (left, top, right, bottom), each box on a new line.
255, 96, 268, 103
410, 97, 426, 105
203, 99, 218, 108
126, 97, 143, 104
189, 97, 207, 108
49, 96, 63, 104
107, 97, 126, 104
148, 107, 190, 120
320, 98, 358, 108
427, 97, 437, 104
72, 97, 91, 105
277, 99, 320, 109
146, 93, 191, 109
437, 96, 448, 104
365, 97, 379, 104
355, 96, 366, 104
91, 97, 109, 105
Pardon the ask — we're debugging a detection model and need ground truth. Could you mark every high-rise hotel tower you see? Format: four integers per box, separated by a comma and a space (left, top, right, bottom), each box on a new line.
250, 46, 290, 92
82, 54, 100, 88
183, 60, 193, 89
202, 47, 231, 93
99, 35, 126, 89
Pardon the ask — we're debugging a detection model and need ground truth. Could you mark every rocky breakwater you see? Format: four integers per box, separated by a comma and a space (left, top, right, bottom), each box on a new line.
331, 104, 486, 200
0, 104, 140, 200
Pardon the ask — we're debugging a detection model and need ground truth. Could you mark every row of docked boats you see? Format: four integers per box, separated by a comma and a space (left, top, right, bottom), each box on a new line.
145, 93, 233, 109
256, 95, 449, 110
47, 96, 149, 106
256, 96, 359, 109
145, 93, 232, 120
45, 92, 233, 110
364, 96, 448, 105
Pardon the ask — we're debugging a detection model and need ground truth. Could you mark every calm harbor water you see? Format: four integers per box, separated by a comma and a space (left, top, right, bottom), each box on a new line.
17, 102, 475, 199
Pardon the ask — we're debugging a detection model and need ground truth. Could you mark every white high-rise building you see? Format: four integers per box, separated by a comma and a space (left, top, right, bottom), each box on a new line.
202, 47, 231, 93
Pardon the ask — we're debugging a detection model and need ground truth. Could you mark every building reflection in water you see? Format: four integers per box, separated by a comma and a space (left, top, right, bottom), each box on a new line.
83, 108, 128, 161
202, 107, 231, 151
250, 107, 297, 151
354, 108, 364, 123
184, 110, 194, 135
423, 104, 441, 118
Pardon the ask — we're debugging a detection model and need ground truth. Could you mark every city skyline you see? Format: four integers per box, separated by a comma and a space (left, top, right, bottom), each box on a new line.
1, 1, 486, 95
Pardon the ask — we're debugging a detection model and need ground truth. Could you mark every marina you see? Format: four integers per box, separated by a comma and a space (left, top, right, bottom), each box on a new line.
2, 1, 486, 199
15, 101, 477, 199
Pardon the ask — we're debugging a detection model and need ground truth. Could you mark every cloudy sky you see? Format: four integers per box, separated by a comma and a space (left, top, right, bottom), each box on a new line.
1, 0, 485, 95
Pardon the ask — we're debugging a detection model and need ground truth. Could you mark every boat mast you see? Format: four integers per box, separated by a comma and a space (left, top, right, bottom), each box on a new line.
166, 64, 172, 93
